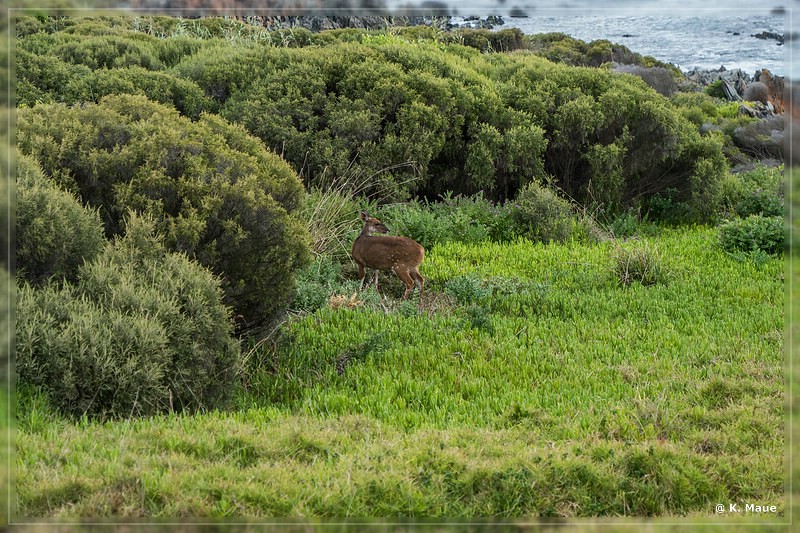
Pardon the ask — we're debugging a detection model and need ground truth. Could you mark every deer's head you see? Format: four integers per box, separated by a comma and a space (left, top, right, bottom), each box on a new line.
360, 211, 389, 235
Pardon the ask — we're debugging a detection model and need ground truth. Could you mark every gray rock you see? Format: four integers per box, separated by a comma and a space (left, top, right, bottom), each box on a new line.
752, 31, 784, 45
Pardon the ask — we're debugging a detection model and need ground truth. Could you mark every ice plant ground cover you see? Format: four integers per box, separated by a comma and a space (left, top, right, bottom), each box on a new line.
16, 227, 785, 517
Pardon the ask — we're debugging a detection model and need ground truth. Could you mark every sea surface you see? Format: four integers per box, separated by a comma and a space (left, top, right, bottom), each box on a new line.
462, 14, 788, 77
386, 1, 793, 78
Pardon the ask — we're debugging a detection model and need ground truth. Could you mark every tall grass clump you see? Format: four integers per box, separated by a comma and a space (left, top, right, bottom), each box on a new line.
299, 168, 383, 261
612, 241, 669, 286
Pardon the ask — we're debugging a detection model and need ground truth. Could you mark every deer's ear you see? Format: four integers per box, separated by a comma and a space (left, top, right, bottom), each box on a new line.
360, 211, 368, 221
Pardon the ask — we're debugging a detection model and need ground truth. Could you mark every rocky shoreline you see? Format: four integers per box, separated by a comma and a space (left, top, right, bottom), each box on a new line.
684, 65, 784, 115
242, 14, 509, 32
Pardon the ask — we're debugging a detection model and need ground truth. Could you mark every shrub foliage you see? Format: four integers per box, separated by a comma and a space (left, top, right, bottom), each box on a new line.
16, 215, 241, 418
17, 95, 310, 330
719, 215, 784, 255
16, 151, 105, 285
16, 16, 728, 221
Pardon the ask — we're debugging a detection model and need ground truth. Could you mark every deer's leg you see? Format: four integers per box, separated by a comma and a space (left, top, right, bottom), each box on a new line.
370, 270, 380, 289
394, 268, 415, 299
357, 263, 366, 288
410, 268, 424, 296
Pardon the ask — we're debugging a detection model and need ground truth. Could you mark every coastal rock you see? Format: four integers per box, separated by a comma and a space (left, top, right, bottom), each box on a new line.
738, 101, 775, 119
754, 69, 784, 114
722, 79, 741, 101
683, 67, 784, 114
684, 66, 751, 96
752, 31, 784, 45
253, 14, 455, 32
457, 15, 505, 30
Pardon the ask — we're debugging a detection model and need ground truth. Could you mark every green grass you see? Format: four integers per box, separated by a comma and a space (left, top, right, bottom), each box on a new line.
16, 227, 785, 518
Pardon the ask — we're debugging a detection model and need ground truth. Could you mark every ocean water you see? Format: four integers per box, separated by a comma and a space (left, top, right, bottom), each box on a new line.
386, 1, 792, 78
460, 14, 788, 77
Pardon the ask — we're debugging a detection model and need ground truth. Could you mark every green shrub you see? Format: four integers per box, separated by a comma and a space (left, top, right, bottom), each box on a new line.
16, 47, 95, 106
735, 190, 784, 218
383, 201, 484, 250
719, 215, 784, 255
731, 117, 784, 160
458, 28, 527, 52
17, 18, 727, 224
0, 266, 9, 379
17, 95, 310, 331
15, 215, 241, 419
705, 80, 726, 99
719, 166, 784, 215
526, 33, 675, 70
52, 34, 163, 70
608, 211, 640, 238
378, 194, 510, 250
644, 188, 693, 225
171, 42, 266, 104
292, 256, 348, 313
0, 149, 11, 271
445, 274, 490, 305
507, 181, 579, 243
73, 67, 214, 118
16, 152, 105, 285
615, 65, 676, 96
671, 92, 726, 126
738, 164, 783, 192
462, 304, 495, 335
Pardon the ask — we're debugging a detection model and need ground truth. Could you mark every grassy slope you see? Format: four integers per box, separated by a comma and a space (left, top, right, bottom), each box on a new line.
16, 227, 785, 518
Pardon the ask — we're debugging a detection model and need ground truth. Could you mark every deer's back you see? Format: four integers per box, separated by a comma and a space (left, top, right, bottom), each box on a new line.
351, 235, 424, 271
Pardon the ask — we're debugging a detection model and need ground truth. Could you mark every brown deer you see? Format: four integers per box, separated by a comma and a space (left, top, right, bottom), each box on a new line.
351, 211, 424, 299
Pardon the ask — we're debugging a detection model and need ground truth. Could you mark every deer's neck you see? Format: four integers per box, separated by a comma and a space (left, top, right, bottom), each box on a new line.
359, 226, 376, 238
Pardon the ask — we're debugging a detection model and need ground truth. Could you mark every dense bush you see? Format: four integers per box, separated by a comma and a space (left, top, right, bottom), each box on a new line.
292, 256, 351, 313
16, 215, 241, 418
0, 267, 8, 379
526, 33, 677, 70
743, 81, 769, 104
614, 65, 677, 96
506, 181, 581, 243
17, 95, 310, 331
17, 16, 729, 222
456, 28, 527, 52
0, 148, 10, 271
719, 215, 784, 255
705, 80, 727, 99
377, 193, 517, 249
671, 92, 741, 127
445, 274, 490, 305
732, 116, 784, 160
16, 152, 105, 285
379, 199, 485, 251
735, 190, 784, 218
